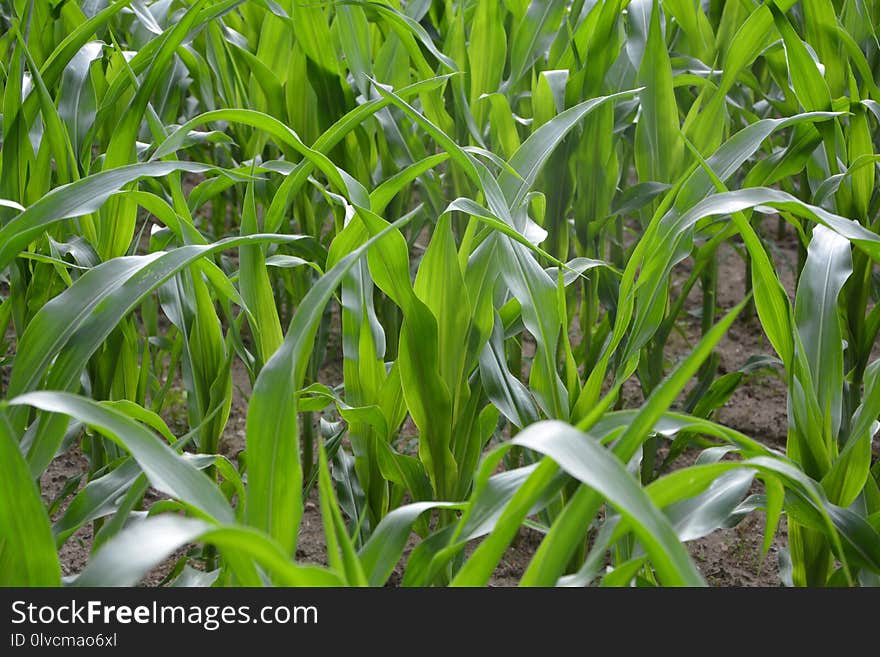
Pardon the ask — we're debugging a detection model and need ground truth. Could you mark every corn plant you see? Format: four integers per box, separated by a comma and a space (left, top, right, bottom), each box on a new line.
1, 0, 880, 588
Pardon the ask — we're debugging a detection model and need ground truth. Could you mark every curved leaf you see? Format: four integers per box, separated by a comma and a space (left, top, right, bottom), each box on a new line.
7, 393, 233, 524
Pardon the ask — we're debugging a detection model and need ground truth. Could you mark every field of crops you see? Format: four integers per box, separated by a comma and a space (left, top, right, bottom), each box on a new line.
1, 0, 879, 588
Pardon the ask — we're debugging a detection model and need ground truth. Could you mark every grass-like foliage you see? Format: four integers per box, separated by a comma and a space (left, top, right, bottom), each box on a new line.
1, 0, 879, 587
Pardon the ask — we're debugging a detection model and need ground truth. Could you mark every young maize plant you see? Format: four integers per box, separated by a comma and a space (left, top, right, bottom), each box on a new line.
0, 0, 879, 588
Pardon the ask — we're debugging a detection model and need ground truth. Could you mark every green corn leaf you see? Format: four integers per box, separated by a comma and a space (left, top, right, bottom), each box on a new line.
684, 0, 798, 154
658, 468, 755, 542
468, 0, 507, 128
239, 183, 284, 367
52, 458, 142, 546
499, 89, 640, 208
57, 42, 102, 158
507, 0, 567, 85
370, 153, 450, 215
292, 1, 337, 74
317, 441, 368, 586
675, 188, 880, 262
7, 392, 234, 524
356, 207, 458, 498
0, 410, 60, 586
336, 4, 373, 97
0, 161, 214, 274
794, 225, 852, 444
770, 3, 833, 113
523, 300, 746, 586
413, 214, 469, 404
479, 313, 540, 428
660, 0, 713, 62
675, 112, 841, 212
802, 0, 845, 97
99, 0, 212, 259
245, 213, 415, 555
13, 25, 77, 186
448, 458, 561, 586
635, 0, 684, 184
150, 109, 351, 194
9, 234, 295, 401
73, 514, 343, 587
847, 98, 876, 221
358, 501, 462, 587
8, 235, 300, 475
822, 360, 880, 506
457, 420, 705, 587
